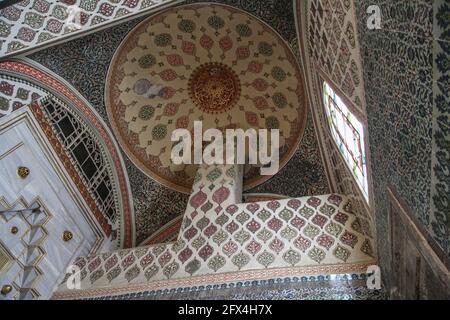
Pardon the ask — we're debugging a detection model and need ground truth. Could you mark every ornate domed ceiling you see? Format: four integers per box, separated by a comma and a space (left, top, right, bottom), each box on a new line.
106, 3, 307, 193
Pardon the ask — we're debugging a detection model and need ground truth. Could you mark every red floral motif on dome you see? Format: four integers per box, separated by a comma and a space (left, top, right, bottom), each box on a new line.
139, 253, 154, 269
160, 69, 178, 81
166, 54, 184, 66
88, 256, 101, 272
163, 103, 179, 116
226, 221, 239, 234
74, 258, 87, 270
245, 111, 259, 126
17, 27, 36, 42
312, 214, 328, 228
123, 0, 139, 8
31, 92, 41, 100
317, 233, 335, 250
200, 34, 214, 50
105, 255, 118, 272
334, 212, 349, 225
182, 41, 196, 55
247, 60, 263, 73
290, 216, 306, 230
252, 96, 269, 110
340, 231, 358, 248
1, 5, 21, 20
294, 235, 311, 252
222, 240, 238, 257
160, 87, 175, 99
188, 63, 241, 114
219, 36, 233, 51
176, 115, 189, 129
99, 3, 115, 16
236, 46, 250, 60
121, 253, 135, 270
252, 78, 269, 91
204, 224, 218, 238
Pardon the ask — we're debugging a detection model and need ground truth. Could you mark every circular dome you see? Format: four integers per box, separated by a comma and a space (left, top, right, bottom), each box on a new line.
106, 3, 307, 193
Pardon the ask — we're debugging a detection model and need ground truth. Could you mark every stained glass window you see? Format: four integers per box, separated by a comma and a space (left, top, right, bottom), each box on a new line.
323, 82, 368, 200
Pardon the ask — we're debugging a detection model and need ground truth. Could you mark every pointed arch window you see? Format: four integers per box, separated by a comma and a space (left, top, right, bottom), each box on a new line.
323, 81, 368, 200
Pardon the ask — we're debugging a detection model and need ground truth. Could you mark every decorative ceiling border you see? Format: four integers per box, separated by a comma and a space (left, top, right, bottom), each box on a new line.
0, 0, 182, 58
52, 261, 373, 299
0, 59, 135, 248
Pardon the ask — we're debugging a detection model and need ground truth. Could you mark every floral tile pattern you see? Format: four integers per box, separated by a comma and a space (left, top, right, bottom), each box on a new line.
0, 0, 177, 57
55, 164, 375, 297
354, 0, 449, 273
0, 74, 47, 116
307, 0, 367, 115
430, 0, 450, 254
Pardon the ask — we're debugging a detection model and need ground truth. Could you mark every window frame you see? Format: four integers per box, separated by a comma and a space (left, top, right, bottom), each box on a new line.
318, 75, 373, 206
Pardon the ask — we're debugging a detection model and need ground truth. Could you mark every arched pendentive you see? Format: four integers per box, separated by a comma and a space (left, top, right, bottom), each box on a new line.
0, 59, 135, 248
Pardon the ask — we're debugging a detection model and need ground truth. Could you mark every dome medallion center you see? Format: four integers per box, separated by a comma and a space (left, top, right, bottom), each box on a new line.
188, 62, 241, 114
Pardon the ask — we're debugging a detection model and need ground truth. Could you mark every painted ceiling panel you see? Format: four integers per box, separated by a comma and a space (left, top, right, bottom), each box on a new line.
0, 0, 178, 57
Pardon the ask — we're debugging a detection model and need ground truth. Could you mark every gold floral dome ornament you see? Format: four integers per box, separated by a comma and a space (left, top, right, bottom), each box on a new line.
188, 62, 241, 114
105, 3, 307, 193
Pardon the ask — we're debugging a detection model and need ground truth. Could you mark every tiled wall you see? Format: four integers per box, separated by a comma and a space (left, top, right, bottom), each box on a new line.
430, 0, 450, 258
355, 0, 449, 282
